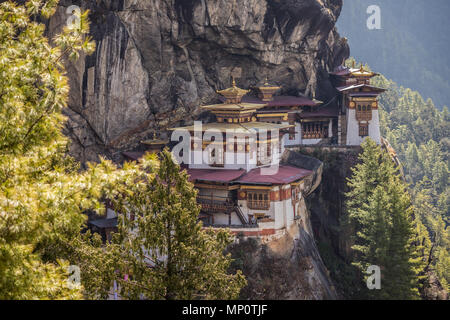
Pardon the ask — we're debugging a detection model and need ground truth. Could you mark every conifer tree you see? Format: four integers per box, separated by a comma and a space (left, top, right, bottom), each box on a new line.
0, 0, 103, 299
346, 138, 421, 299
0, 1, 246, 300
82, 150, 246, 300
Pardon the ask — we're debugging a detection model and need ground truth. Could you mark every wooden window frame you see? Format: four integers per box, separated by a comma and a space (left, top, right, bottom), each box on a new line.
359, 123, 369, 137
356, 104, 372, 121
247, 192, 270, 210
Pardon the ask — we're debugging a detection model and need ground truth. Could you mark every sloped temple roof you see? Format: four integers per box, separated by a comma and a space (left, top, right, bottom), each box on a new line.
336, 83, 386, 93
186, 165, 313, 186
186, 169, 246, 183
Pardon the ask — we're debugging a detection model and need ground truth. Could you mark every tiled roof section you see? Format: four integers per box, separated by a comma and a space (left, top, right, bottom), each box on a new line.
186, 165, 312, 185
336, 84, 385, 92
297, 105, 339, 118
242, 95, 319, 107
236, 165, 313, 185
186, 168, 246, 183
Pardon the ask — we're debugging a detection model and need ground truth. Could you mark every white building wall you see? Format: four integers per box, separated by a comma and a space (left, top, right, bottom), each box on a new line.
273, 201, 285, 230
346, 109, 381, 146
234, 185, 300, 231
214, 213, 230, 225
230, 211, 242, 225
189, 148, 280, 172
283, 122, 302, 146
284, 198, 295, 229
237, 200, 274, 222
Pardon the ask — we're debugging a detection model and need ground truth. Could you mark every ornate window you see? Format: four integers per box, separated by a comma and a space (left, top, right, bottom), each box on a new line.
356, 104, 372, 121
247, 192, 270, 210
359, 123, 369, 137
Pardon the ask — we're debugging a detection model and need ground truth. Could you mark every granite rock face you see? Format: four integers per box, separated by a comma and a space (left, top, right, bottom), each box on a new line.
48, 0, 349, 163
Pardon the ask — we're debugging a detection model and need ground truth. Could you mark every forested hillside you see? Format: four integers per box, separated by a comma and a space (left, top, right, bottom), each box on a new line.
337, 0, 450, 109
368, 63, 450, 292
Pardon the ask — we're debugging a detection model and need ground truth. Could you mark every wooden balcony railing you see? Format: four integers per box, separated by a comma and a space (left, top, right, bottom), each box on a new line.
247, 200, 270, 210
197, 197, 235, 213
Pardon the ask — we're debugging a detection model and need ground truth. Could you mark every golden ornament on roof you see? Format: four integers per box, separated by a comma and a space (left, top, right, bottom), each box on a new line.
256, 76, 281, 102
216, 77, 250, 104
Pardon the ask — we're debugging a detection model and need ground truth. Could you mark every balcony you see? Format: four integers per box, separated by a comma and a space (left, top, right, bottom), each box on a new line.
247, 200, 270, 210
356, 111, 372, 122
197, 196, 235, 213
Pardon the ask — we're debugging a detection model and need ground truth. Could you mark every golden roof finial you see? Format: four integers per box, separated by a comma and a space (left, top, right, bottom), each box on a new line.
256, 76, 281, 102
216, 78, 250, 104
360, 64, 364, 72
352, 60, 355, 68
231, 76, 236, 87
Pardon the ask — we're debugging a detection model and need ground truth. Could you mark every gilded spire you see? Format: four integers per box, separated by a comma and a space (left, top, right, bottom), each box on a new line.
231, 76, 236, 87
256, 76, 281, 102
216, 77, 250, 104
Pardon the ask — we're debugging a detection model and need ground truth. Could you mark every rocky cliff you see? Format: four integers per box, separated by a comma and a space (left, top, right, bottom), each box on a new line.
47, 0, 349, 163
228, 150, 338, 299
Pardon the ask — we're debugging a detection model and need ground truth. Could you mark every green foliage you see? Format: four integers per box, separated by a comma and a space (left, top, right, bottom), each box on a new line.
77, 150, 246, 300
0, 0, 103, 299
345, 139, 421, 299
371, 70, 450, 293
0, 1, 246, 300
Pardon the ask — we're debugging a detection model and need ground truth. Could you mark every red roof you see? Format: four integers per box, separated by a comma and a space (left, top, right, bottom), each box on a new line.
236, 165, 312, 185
186, 165, 312, 185
186, 168, 246, 183
298, 105, 339, 118
242, 95, 318, 107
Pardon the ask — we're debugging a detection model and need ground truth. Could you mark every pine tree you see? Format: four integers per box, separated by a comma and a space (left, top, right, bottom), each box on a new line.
0, 1, 246, 300
351, 186, 390, 299
82, 150, 247, 300
0, 0, 101, 299
383, 179, 420, 299
346, 138, 421, 299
